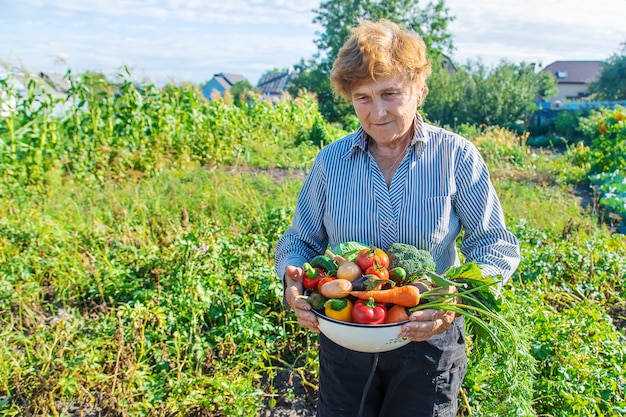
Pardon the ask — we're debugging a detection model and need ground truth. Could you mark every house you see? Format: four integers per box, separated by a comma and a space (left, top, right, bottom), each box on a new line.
8, 70, 69, 99
202, 73, 247, 100
541, 60, 603, 105
1, 70, 71, 117
256, 71, 293, 100
439, 54, 457, 73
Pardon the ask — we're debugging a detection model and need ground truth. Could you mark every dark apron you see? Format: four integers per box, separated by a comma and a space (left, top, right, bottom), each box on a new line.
316, 317, 467, 417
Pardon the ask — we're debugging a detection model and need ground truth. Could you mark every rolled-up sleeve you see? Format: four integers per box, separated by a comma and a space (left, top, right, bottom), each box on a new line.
274, 154, 330, 280
453, 141, 520, 284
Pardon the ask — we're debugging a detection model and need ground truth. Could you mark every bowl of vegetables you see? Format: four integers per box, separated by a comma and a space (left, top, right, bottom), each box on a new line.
299, 242, 428, 353
301, 242, 510, 354
312, 308, 410, 353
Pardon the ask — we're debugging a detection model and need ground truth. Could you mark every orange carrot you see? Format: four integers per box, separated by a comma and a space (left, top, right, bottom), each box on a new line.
350, 285, 420, 307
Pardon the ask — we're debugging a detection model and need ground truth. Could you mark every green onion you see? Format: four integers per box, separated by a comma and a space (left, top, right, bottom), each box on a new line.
408, 262, 521, 355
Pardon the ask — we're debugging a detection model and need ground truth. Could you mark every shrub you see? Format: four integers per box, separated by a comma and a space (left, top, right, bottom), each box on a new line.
471, 126, 529, 166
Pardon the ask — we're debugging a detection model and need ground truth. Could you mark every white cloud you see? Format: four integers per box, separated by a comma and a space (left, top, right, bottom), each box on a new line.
16, 0, 319, 26
446, 0, 626, 66
3, 0, 625, 87
2, 0, 321, 84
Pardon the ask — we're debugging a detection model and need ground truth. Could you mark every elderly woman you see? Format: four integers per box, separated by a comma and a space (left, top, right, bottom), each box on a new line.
274, 19, 520, 417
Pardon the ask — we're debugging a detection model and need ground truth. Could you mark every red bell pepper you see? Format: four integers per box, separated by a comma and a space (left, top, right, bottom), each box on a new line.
352, 297, 387, 324
302, 262, 325, 291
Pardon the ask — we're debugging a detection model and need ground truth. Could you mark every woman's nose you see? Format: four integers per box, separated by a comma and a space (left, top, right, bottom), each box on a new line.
371, 98, 387, 117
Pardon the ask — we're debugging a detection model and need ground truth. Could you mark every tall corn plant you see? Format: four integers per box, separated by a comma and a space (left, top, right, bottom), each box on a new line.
2, 69, 328, 187
0, 73, 64, 185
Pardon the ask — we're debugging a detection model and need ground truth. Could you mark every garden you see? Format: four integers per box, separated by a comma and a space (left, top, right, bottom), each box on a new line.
0, 72, 624, 416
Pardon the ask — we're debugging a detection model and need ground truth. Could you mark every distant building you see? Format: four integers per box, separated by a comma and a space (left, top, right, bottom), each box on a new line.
1, 70, 71, 116
9, 71, 70, 99
202, 73, 247, 100
439, 54, 457, 73
256, 71, 293, 100
541, 60, 603, 105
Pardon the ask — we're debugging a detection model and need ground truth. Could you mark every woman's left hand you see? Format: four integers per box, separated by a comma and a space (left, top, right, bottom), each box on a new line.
401, 285, 459, 342
401, 309, 456, 341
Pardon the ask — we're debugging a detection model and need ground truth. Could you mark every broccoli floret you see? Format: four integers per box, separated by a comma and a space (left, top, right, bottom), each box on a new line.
385, 243, 436, 275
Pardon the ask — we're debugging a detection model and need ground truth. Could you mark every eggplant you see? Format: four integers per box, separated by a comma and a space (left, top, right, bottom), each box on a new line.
351, 274, 395, 291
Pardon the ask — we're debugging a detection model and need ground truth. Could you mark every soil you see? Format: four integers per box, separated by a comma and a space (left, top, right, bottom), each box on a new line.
258, 371, 317, 417
222, 165, 308, 183
609, 304, 626, 332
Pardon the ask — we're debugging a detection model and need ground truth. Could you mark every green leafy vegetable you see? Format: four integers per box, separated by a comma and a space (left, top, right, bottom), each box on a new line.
330, 241, 367, 262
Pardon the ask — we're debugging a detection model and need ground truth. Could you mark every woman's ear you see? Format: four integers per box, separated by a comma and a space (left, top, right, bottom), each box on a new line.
417, 85, 429, 107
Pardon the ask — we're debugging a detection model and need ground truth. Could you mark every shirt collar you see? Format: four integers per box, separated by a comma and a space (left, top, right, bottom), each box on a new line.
411, 113, 429, 146
347, 112, 430, 158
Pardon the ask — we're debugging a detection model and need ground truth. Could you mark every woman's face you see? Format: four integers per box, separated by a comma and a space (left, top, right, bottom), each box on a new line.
351, 75, 421, 147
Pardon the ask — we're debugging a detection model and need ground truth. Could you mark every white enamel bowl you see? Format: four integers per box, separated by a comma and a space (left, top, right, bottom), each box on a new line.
312, 309, 410, 353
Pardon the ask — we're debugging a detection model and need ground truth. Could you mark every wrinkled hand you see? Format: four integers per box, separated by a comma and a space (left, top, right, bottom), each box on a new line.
401, 285, 459, 342
284, 265, 320, 334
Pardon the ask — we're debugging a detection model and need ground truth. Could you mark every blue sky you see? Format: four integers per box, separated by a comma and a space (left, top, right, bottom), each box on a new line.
1, 0, 625, 86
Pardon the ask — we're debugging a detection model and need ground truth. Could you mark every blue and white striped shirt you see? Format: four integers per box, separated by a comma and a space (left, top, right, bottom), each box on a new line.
275, 115, 520, 284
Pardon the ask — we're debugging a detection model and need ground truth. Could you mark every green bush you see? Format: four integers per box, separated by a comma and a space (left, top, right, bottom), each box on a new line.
0, 71, 329, 185
578, 106, 626, 170
471, 126, 529, 166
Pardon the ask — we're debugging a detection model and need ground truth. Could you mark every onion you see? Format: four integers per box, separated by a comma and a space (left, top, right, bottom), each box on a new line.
326, 250, 363, 282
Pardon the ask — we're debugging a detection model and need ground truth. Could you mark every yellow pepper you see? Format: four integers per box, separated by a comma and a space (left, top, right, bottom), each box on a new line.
324, 298, 353, 322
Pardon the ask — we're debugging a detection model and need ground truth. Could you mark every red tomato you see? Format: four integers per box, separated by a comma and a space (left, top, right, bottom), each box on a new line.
356, 247, 390, 271
365, 263, 389, 281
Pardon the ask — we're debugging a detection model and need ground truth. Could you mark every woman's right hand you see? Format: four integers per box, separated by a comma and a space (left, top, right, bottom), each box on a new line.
284, 265, 320, 334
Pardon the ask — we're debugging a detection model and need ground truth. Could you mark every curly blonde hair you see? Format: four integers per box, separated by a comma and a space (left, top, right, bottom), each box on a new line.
330, 19, 431, 104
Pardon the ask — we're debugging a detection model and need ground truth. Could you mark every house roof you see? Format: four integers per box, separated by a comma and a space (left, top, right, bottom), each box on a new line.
256, 71, 292, 94
11, 71, 69, 98
541, 61, 603, 84
40, 72, 70, 91
212, 72, 246, 89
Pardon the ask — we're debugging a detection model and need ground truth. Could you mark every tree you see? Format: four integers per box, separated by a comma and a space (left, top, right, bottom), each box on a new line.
589, 47, 626, 100
288, 58, 359, 128
465, 61, 557, 128
229, 80, 258, 107
423, 60, 557, 129
421, 55, 469, 127
313, 0, 454, 65
289, 0, 455, 127
261, 68, 290, 75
